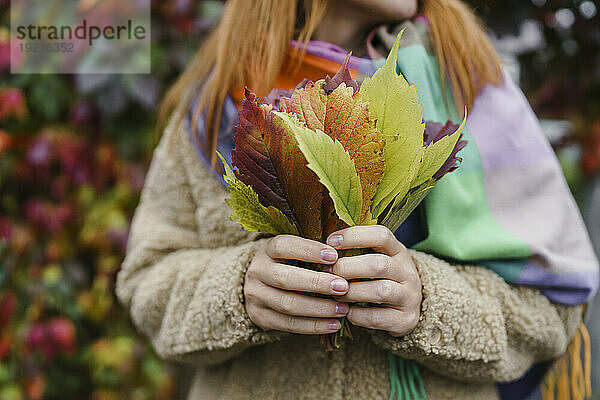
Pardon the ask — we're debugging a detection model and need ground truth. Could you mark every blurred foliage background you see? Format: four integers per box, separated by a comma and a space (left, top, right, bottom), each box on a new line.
0, 1, 599, 399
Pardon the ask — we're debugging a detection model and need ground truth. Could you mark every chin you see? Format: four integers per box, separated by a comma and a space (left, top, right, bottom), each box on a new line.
344, 0, 419, 22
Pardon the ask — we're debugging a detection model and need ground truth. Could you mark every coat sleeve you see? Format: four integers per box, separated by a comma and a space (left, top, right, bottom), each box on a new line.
368, 249, 583, 383
115, 116, 286, 367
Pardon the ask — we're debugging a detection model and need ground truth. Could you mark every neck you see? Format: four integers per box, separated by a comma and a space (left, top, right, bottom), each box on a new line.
312, 6, 376, 57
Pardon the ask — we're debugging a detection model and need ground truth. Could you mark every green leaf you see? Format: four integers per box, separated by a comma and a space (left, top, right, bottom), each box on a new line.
30, 75, 70, 120
218, 153, 299, 235
274, 112, 363, 226
380, 179, 436, 233
360, 30, 425, 217
412, 115, 466, 187
370, 136, 422, 218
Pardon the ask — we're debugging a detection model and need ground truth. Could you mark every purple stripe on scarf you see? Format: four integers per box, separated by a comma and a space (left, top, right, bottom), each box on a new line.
185, 94, 238, 185
290, 40, 375, 75
467, 72, 555, 171
466, 70, 599, 304
516, 262, 600, 305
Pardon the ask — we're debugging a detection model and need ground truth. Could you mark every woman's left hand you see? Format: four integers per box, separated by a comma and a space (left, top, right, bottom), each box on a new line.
325, 225, 422, 337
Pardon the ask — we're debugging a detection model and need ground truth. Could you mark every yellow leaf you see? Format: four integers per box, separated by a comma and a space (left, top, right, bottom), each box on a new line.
218, 153, 299, 235
360, 30, 425, 217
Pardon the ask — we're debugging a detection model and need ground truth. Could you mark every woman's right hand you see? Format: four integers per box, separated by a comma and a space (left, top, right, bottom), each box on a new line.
244, 235, 350, 334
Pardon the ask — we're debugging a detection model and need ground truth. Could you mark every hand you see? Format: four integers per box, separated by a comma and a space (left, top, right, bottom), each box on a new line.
325, 225, 422, 337
244, 235, 351, 335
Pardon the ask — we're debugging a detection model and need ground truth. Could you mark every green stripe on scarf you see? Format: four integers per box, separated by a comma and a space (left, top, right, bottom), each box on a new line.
384, 34, 531, 400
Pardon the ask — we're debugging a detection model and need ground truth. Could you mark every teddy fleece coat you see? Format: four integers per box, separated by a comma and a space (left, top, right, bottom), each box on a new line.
116, 114, 583, 400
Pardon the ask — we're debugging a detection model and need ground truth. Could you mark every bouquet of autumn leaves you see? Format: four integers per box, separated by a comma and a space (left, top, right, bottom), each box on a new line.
218, 33, 466, 349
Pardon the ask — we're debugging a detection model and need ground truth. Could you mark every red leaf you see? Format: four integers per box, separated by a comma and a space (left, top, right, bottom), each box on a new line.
263, 113, 324, 240
424, 120, 467, 180
232, 90, 324, 239
323, 53, 359, 94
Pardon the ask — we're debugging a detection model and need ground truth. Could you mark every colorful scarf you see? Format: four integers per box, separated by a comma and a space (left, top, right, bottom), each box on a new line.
185, 17, 598, 400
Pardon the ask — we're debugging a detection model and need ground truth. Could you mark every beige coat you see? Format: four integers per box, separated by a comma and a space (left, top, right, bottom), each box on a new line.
116, 115, 583, 400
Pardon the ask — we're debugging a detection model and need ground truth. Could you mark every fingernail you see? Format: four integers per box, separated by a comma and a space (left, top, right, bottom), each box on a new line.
327, 234, 343, 247
335, 303, 349, 315
328, 321, 341, 331
322, 265, 332, 273
320, 248, 337, 262
330, 279, 348, 293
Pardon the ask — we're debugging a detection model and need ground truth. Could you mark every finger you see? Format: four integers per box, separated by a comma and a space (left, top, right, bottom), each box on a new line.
259, 285, 349, 318
260, 262, 349, 295
347, 306, 419, 336
259, 308, 342, 335
266, 235, 338, 264
333, 280, 406, 306
331, 253, 403, 281
326, 225, 405, 256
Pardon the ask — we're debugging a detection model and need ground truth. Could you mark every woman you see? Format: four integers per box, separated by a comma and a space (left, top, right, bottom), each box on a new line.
116, 0, 598, 399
